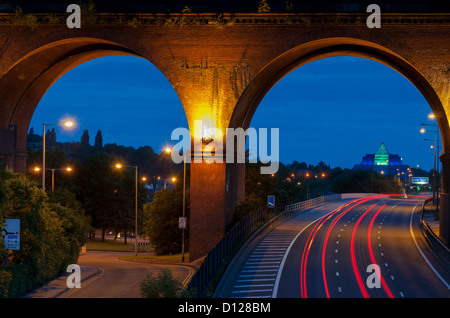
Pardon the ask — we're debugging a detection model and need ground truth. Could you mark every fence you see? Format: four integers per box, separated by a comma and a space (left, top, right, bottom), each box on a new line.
186, 193, 342, 297
187, 205, 272, 297
284, 193, 342, 212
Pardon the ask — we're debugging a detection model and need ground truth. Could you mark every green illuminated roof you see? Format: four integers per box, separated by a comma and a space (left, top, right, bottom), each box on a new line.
374, 143, 389, 166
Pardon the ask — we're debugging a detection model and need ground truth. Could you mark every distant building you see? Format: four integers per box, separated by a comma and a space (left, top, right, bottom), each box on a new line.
352, 143, 410, 176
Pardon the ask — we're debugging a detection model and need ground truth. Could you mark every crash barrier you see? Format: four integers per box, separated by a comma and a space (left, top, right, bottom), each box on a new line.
187, 193, 342, 297
419, 199, 450, 269
284, 193, 342, 212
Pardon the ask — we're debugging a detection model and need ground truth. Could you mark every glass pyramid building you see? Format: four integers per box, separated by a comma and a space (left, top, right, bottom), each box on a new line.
352, 143, 410, 175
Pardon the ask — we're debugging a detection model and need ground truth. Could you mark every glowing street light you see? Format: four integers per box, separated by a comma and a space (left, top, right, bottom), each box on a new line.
164, 146, 187, 262
115, 162, 139, 256
420, 121, 440, 205
34, 166, 73, 193
63, 120, 74, 128
42, 119, 75, 191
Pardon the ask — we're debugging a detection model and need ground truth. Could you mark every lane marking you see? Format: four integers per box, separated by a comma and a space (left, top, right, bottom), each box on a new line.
409, 203, 450, 289
350, 204, 377, 298
367, 204, 394, 298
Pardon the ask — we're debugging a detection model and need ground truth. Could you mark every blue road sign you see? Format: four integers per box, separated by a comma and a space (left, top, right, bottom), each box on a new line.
267, 195, 275, 208
411, 177, 429, 185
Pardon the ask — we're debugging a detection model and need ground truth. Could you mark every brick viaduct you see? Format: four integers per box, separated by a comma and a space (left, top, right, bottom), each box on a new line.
0, 1, 449, 260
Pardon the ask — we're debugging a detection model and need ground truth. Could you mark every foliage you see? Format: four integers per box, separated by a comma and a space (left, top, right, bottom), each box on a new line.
284, 1, 294, 12
140, 267, 188, 298
80, 0, 98, 25
0, 169, 89, 297
257, 0, 271, 13
142, 186, 187, 255
76, 151, 147, 242
331, 169, 402, 193
12, 7, 38, 28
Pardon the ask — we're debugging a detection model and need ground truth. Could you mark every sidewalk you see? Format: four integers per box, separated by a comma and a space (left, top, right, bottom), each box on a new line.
22, 265, 101, 298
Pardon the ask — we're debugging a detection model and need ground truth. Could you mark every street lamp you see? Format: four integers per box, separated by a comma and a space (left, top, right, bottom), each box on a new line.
420, 123, 440, 205
115, 163, 138, 256
35, 166, 73, 193
42, 120, 75, 191
164, 146, 187, 262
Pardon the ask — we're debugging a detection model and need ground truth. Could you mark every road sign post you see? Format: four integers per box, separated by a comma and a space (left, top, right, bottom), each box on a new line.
2, 219, 20, 265
267, 195, 275, 209
411, 177, 429, 185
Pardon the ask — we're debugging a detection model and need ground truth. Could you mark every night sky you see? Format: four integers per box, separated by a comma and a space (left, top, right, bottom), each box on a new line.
29, 55, 438, 171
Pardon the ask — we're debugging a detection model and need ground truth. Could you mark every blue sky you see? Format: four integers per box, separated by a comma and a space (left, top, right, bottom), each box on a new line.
30, 55, 438, 171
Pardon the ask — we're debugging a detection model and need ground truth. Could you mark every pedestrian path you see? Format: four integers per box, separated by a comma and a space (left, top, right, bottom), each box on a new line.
228, 230, 298, 298
214, 200, 351, 298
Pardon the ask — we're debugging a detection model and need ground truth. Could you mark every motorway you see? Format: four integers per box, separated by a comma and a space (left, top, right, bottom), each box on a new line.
215, 195, 450, 298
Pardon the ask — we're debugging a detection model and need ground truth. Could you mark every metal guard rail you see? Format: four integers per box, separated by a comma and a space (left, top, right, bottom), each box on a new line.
419, 198, 450, 269
187, 193, 342, 297
285, 193, 342, 212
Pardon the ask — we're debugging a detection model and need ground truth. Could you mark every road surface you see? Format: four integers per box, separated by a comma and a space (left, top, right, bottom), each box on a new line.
26, 251, 194, 298
215, 195, 450, 298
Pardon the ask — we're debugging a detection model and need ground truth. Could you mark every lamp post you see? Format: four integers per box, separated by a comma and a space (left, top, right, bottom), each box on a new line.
34, 166, 72, 193
115, 163, 138, 256
42, 120, 74, 191
421, 122, 440, 206
164, 146, 187, 262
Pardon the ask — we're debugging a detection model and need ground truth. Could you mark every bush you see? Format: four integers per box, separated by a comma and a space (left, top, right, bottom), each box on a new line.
0, 169, 89, 297
140, 268, 185, 298
142, 188, 188, 255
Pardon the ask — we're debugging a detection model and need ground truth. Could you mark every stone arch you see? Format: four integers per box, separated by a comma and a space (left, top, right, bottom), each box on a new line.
229, 37, 448, 151
227, 36, 450, 245
0, 37, 183, 172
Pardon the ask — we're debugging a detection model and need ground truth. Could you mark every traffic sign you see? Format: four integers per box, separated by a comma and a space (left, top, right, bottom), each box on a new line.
179, 217, 187, 229
267, 195, 275, 208
411, 177, 429, 185
2, 219, 20, 250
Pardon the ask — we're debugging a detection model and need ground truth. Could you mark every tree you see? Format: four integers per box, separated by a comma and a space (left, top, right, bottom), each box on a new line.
331, 169, 402, 194
142, 186, 186, 255
0, 168, 89, 296
94, 130, 103, 149
80, 129, 90, 146
76, 152, 147, 242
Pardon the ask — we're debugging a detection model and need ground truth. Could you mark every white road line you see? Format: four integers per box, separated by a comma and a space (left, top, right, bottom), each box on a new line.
237, 278, 276, 282
239, 274, 277, 277
272, 202, 350, 298
409, 203, 450, 289
246, 261, 281, 264
234, 284, 274, 288
232, 289, 273, 294
242, 269, 278, 273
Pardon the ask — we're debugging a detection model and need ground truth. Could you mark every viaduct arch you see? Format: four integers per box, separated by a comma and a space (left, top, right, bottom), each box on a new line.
0, 3, 449, 260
